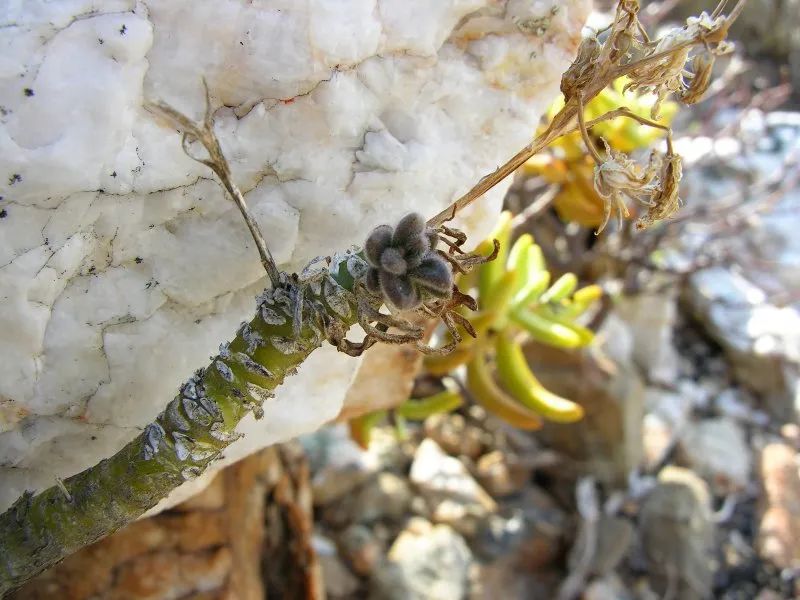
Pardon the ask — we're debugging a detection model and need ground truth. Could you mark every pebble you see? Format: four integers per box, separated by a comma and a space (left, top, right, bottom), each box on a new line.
679, 417, 752, 493
475, 450, 530, 498
410, 439, 497, 536
639, 466, 714, 599
338, 524, 384, 576
757, 442, 800, 570
369, 521, 473, 600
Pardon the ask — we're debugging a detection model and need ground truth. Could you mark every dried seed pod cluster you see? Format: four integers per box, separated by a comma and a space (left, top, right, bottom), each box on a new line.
364, 213, 453, 311
555, 0, 740, 232
624, 12, 734, 118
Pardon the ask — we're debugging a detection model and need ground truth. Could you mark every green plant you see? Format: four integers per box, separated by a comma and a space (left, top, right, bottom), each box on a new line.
0, 1, 745, 592
351, 211, 602, 444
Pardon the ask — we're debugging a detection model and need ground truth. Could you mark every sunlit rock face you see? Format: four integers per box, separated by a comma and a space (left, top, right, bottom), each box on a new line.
0, 0, 588, 511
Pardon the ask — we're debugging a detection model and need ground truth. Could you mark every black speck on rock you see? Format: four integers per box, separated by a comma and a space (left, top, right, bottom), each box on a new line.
0, 209, 7, 219
23, 88, 34, 97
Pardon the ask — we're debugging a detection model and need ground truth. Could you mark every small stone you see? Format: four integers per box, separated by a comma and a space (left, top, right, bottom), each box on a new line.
642, 413, 673, 471
475, 450, 530, 499
467, 557, 559, 600
364, 426, 415, 474
568, 516, 634, 576
314, 535, 360, 598
472, 486, 565, 571
302, 425, 378, 506
352, 472, 413, 523
780, 423, 800, 447
645, 387, 692, 426
583, 574, 634, 600
757, 442, 800, 569
424, 413, 486, 459
369, 522, 472, 600
639, 466, 714, 599
320, 554, 360, 598
679, 417, 752, 493
410, 439, 497, 536
339, 524, 383, 576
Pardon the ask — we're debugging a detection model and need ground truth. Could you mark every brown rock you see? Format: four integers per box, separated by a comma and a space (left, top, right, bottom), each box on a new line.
11, 445, 316, 600
338, 341, 424, 421
339, 524, 384, 576
424, 413, 486, 459
113, 547, 232, 599
171, 472, 226, 511
639, 467, 714, 600
475, 450, 529, 498
758, 442, 800, 569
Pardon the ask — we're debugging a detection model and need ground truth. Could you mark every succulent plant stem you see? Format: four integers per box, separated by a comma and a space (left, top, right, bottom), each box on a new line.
0, 257, 362, 596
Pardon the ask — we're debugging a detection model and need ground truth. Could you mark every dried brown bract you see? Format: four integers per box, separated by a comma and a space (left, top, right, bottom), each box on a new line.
593, 140, 660, 232
679, 51, 716, 105
624, 13, 734, 118
636, 152, 683, 230
561, 36, 602, 101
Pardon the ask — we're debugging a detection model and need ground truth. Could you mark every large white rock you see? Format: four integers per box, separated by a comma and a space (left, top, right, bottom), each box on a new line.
0, 0, 588, 511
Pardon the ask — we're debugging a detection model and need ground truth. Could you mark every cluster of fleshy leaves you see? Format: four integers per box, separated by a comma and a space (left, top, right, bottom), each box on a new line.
364, 213, 453, 310
349, 212, 602, 447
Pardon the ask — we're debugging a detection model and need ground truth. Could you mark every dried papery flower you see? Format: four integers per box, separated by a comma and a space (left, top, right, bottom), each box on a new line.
364, 213, 453, 311
593, 139, 660, 232
636, 152, 683, 230
561, 36, 602, 100
679, 51, 715, 105
625, 12, 728, 118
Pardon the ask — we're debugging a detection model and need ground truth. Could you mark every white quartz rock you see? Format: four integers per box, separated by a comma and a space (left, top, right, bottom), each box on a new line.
0, 0, 588, 511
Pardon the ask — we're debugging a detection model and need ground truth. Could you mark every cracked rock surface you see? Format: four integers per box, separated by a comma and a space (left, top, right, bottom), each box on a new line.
0, 0, 588, 511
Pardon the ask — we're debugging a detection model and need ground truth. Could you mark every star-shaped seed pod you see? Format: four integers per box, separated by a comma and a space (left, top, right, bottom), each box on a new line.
364, 213, 453, 310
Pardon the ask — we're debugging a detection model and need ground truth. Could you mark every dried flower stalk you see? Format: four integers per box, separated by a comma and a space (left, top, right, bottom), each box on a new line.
428, 0, 746, 231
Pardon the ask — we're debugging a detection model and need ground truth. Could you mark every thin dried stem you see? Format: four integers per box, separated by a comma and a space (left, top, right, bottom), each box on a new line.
585, 107, 674, 154
711, 0, 731, 18
146, 84, 281, 288
577, 93, 604, 164
429, 0, 747, 231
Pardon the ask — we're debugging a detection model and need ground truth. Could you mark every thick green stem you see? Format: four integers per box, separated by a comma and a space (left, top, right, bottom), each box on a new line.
0, 256, 363, 596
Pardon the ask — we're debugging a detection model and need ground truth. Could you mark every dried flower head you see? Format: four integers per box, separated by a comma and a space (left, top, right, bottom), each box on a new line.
679, 52, 715, 105
593, 139, 660, 232
625, 12, 732, 118
561, 36, 602, 100
636, 152, 682, 229
364, 213, 453, 311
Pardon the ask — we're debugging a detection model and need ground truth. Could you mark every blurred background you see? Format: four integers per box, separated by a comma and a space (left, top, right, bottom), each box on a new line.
13, 1, 800, 598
